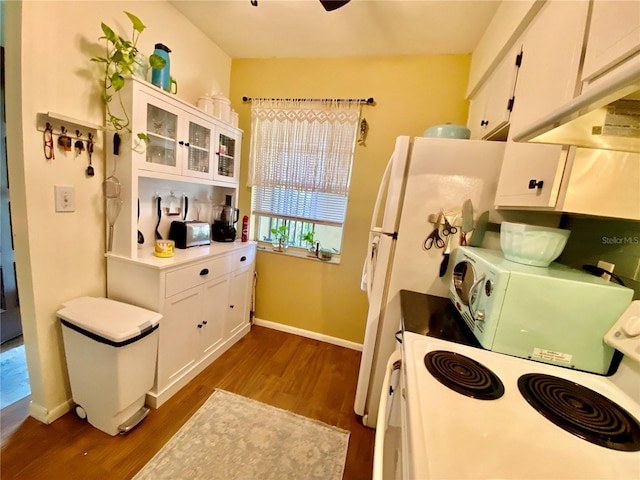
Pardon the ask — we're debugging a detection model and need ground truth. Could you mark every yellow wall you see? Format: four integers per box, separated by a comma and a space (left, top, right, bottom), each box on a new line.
230, 56, 471, 344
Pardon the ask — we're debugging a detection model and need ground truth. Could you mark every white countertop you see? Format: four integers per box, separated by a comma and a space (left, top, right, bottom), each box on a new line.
106, 241, 256, 269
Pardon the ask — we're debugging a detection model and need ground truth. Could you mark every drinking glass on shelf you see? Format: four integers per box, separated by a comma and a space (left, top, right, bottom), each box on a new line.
152, 117, 164, 135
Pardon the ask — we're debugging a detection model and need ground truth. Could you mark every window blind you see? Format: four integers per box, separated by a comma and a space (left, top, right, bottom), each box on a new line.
252, 186, 348, 226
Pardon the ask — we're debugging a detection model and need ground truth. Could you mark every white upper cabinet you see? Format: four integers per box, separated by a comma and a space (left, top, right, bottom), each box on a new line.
468, 43, 521, 140
494, 0, 589, 209
468, 0, 638, 220
136, 90, 215, 181
121, 78, 242, 185
213, 126, 241, 186
507, 2, 587, 134
141, 97, 181, 176
183, 113, 215, 180
581, 0, 640, 81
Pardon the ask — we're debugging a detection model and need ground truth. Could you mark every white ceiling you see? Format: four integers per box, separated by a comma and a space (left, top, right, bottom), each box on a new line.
169, 0, 502, 58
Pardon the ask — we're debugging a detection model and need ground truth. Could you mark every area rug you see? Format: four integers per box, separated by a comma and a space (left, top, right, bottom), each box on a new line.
133, 389, 350, 480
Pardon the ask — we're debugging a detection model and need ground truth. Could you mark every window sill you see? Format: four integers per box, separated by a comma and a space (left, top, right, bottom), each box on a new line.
256, 243, 341, 265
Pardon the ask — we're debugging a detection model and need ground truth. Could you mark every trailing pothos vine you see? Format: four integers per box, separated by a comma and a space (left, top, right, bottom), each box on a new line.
91, 11, 165, 147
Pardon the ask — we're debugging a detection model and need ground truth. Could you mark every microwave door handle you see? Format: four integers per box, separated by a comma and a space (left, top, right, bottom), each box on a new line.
373, 350, 402, 480
468, 273, 486, 321
370, 154, 394, 233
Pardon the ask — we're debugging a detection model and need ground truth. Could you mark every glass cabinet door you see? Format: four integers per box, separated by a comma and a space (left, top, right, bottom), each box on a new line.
215, 130, 238, 184
183, 119, 213, 179
144, 103, 178, 170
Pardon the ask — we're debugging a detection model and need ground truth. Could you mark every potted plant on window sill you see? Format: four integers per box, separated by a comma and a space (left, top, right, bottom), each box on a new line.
302, 230, 317, 256
271, 225, 289, 252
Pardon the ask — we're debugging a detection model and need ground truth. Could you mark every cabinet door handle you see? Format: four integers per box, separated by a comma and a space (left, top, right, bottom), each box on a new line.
202, 320, 208, 325
480, 120, 489, 127
528, 179, 544, 190
179, 140, 184, 146
185, 142, 190, 147
197, 323, 203, 328
200, 268, 209, 276
240, 256, 247, 262
230, 305, 235, 309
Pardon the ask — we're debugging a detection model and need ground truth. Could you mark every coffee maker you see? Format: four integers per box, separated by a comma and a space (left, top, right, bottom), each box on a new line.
211, 195, 239, 242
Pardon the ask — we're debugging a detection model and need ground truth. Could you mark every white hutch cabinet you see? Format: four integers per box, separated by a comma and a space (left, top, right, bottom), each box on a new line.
105, 77, 255, 407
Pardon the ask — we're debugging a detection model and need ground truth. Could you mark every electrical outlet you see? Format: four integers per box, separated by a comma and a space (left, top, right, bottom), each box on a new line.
54, 185, 75, 212
597, 260, 615, 281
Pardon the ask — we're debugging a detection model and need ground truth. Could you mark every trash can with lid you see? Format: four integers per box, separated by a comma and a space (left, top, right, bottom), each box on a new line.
57, 296, 161, 436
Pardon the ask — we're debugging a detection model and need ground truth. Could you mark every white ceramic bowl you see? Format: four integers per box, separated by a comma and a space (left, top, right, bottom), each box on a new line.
423, 123, 471, 139
500, 222, 570, 267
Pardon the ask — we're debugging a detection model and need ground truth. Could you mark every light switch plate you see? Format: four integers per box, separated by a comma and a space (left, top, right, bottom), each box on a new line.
54, 185, 75, 212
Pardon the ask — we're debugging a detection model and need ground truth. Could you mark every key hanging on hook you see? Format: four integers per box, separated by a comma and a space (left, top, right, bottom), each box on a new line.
86, 133, 95, 177
74, 130, 85, 157
58, 126, 72, 151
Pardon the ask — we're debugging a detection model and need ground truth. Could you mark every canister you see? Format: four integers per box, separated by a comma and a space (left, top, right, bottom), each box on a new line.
212, 94, 231, 123
197, 96, 214, 114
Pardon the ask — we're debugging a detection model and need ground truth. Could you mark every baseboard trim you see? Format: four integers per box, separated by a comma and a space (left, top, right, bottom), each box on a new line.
29, 398, 74, 424
253, 318, 363, 351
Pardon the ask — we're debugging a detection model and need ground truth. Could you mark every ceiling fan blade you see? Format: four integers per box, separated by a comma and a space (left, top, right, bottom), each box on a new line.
320, 0, 351, 12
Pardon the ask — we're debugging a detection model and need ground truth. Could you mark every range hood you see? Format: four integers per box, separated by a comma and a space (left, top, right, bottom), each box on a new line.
513, 61, 640, 153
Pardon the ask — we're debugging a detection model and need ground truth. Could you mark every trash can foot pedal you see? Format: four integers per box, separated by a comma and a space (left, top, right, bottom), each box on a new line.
118, 407, 150, 435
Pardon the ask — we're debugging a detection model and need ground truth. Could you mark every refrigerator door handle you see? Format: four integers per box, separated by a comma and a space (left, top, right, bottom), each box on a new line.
363, 233, 380, 299
370, 154, 394, 232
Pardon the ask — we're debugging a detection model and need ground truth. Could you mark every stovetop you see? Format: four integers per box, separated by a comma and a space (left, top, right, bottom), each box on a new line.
403, 332, 640, 479
399, 292, 640, 479
399, 290, 480, 347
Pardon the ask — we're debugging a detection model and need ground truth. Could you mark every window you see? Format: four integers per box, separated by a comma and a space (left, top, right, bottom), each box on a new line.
248, 99, 361, 253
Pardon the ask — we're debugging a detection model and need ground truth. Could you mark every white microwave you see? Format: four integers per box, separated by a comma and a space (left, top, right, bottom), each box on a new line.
449, 247, 633, 374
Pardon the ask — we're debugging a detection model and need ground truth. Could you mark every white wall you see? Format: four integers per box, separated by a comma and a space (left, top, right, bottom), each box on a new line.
5, 0, 231, 423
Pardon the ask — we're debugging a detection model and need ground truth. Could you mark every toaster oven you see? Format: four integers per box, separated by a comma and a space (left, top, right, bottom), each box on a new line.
449, 247, 633, 374
168, 221, 211, 249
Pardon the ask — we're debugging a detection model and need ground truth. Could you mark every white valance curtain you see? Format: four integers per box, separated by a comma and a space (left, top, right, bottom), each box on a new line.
247, 99, 361, 196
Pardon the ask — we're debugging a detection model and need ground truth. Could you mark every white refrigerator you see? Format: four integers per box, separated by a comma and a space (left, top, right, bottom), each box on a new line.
355, 135, 506, 428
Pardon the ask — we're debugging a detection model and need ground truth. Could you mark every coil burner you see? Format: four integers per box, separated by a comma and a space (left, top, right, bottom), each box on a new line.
424, 350, 505, 400
518, 373, 640, 452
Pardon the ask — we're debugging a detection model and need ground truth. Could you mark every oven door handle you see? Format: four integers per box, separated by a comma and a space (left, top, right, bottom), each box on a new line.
373, 349, 402, 480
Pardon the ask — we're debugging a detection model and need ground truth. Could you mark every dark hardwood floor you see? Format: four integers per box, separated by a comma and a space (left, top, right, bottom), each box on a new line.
0, 325, 375, 479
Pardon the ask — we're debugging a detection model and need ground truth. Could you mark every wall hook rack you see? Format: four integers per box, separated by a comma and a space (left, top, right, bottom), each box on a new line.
36, 112, 102, 140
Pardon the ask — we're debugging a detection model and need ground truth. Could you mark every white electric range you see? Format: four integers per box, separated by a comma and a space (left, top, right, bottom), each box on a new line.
374, 295, 640, 479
